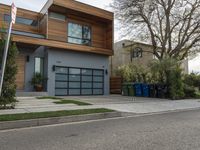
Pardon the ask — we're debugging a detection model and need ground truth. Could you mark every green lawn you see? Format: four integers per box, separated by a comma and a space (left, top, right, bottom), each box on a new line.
0, 108, 114, 122
37, 96, 92, 106
54, 100, 92, 105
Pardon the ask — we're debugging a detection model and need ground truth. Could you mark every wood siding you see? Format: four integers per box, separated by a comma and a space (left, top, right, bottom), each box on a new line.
48, 11, 113, 51
0, 3, 114, 56
48, 18, 67, 42
0, 4, 40, 34
39, 14, 48, 36
110, 76, 122, 94
41, 0, 113, 20
15, 53, 26, 90
11, 35, 113, 55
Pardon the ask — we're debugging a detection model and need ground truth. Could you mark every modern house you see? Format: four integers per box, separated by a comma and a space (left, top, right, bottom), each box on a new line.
0, 0, 114, 96
110, 40, 189, 76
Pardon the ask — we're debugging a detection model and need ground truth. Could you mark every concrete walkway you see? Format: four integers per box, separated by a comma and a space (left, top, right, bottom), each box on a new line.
0, 96, 200, 115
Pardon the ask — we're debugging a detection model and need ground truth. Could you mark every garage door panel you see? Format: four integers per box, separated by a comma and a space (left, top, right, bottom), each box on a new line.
55, 82, 68, 88
82, 76, 92, 82
69, 82, 81, 88
69, 89, 80, 95
82, 82, 92, 88
55, 74, 68, 81
55, 89, 67, 96
81, 89, 92, 95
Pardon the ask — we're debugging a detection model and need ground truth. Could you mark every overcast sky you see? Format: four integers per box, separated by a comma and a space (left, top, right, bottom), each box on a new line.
0, 0, 199, 73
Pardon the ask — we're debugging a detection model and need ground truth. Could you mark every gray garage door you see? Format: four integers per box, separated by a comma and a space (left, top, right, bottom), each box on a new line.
55, 66, 104, 96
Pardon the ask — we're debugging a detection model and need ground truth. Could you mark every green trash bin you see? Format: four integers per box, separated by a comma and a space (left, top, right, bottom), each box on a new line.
128, 83, 135, 96
122, 83, 129, 96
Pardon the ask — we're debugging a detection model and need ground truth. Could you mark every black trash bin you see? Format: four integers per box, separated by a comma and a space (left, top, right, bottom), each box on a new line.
156, 84, 167, 98
149, 84, 156, 98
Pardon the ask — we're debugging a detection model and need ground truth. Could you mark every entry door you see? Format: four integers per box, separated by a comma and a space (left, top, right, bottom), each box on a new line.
55, 66, 104, 96
15, 54, 26, 90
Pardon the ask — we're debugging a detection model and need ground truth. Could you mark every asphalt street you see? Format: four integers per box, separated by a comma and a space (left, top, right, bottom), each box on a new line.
1, 109, 200, 150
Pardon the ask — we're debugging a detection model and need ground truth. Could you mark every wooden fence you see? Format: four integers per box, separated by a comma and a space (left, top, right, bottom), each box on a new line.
110, 76, 122, 94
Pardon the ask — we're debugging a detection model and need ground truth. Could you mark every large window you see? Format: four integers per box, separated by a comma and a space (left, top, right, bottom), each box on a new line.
68, 22, 91, 46
55, 66, 104, 96
34, 57, 44, 75
4, 14, 38, 27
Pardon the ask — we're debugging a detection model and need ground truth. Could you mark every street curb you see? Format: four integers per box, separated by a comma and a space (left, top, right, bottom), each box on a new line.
0, 112, 122, 130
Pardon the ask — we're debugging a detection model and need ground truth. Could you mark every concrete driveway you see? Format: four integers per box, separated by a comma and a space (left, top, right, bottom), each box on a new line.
63, 95, 200, 114
63, 95, 169, 105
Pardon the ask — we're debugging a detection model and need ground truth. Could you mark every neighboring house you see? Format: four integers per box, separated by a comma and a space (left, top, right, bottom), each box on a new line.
110, 40, 189, 76
0, 0, 114, 96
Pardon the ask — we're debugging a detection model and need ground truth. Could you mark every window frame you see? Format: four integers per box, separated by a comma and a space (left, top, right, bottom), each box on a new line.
67, 22, 92, 46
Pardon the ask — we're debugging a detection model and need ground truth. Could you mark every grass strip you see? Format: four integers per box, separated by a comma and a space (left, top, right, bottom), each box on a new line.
0, 108, 114, 122
36, 96, 63, 100
54, 100, 92, 105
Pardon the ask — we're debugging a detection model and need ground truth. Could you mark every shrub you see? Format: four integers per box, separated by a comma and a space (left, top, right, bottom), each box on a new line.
184, 85, 196, 98
150, 57, 185, 100
167, 67, 185, 100
184, 73, 200, 89
116, 63, 151, 83
0, 34, 18, 108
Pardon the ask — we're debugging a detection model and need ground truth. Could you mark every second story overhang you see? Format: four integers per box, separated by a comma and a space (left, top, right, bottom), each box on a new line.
41, 0, 114, 21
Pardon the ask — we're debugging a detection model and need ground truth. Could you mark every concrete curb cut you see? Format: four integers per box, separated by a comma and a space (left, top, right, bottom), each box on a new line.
0, 112, 122, 130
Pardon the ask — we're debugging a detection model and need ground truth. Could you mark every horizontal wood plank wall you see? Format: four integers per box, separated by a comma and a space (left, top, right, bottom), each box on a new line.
106, 22, 113, 50
15, 53, 25, 90
53, 0, 113, 20
48, 12, 111, 50
39, 14, 47, 36
11, 35, 113, 55
0, 4, 40, 34
110, 76, 122, 94
48, 18, 67, 42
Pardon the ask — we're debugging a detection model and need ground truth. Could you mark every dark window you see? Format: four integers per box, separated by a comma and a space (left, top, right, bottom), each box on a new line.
4, 14, 38, 27
131, 47, 143, 58
68, 22, 91, 46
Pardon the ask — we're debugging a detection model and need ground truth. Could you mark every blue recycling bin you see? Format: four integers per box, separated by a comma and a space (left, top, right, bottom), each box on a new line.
134, 83, 142, 97
142, 84, 150, 97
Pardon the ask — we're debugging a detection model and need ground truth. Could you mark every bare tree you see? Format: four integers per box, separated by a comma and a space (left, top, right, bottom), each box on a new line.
111, 0, 200, 60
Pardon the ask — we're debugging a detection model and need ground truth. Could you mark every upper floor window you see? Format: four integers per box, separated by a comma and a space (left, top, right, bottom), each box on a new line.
49, 12, 66, 21
131, 47, 143, 58
4, 14, 38, 27
68, 22, 91, 46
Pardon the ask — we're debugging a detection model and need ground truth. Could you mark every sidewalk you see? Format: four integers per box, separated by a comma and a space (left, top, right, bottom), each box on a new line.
0, 96, 200, 115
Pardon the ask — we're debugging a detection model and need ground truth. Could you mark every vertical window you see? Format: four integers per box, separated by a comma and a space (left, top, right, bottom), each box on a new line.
35, 57, 44, 75
68, 22, 91, 46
